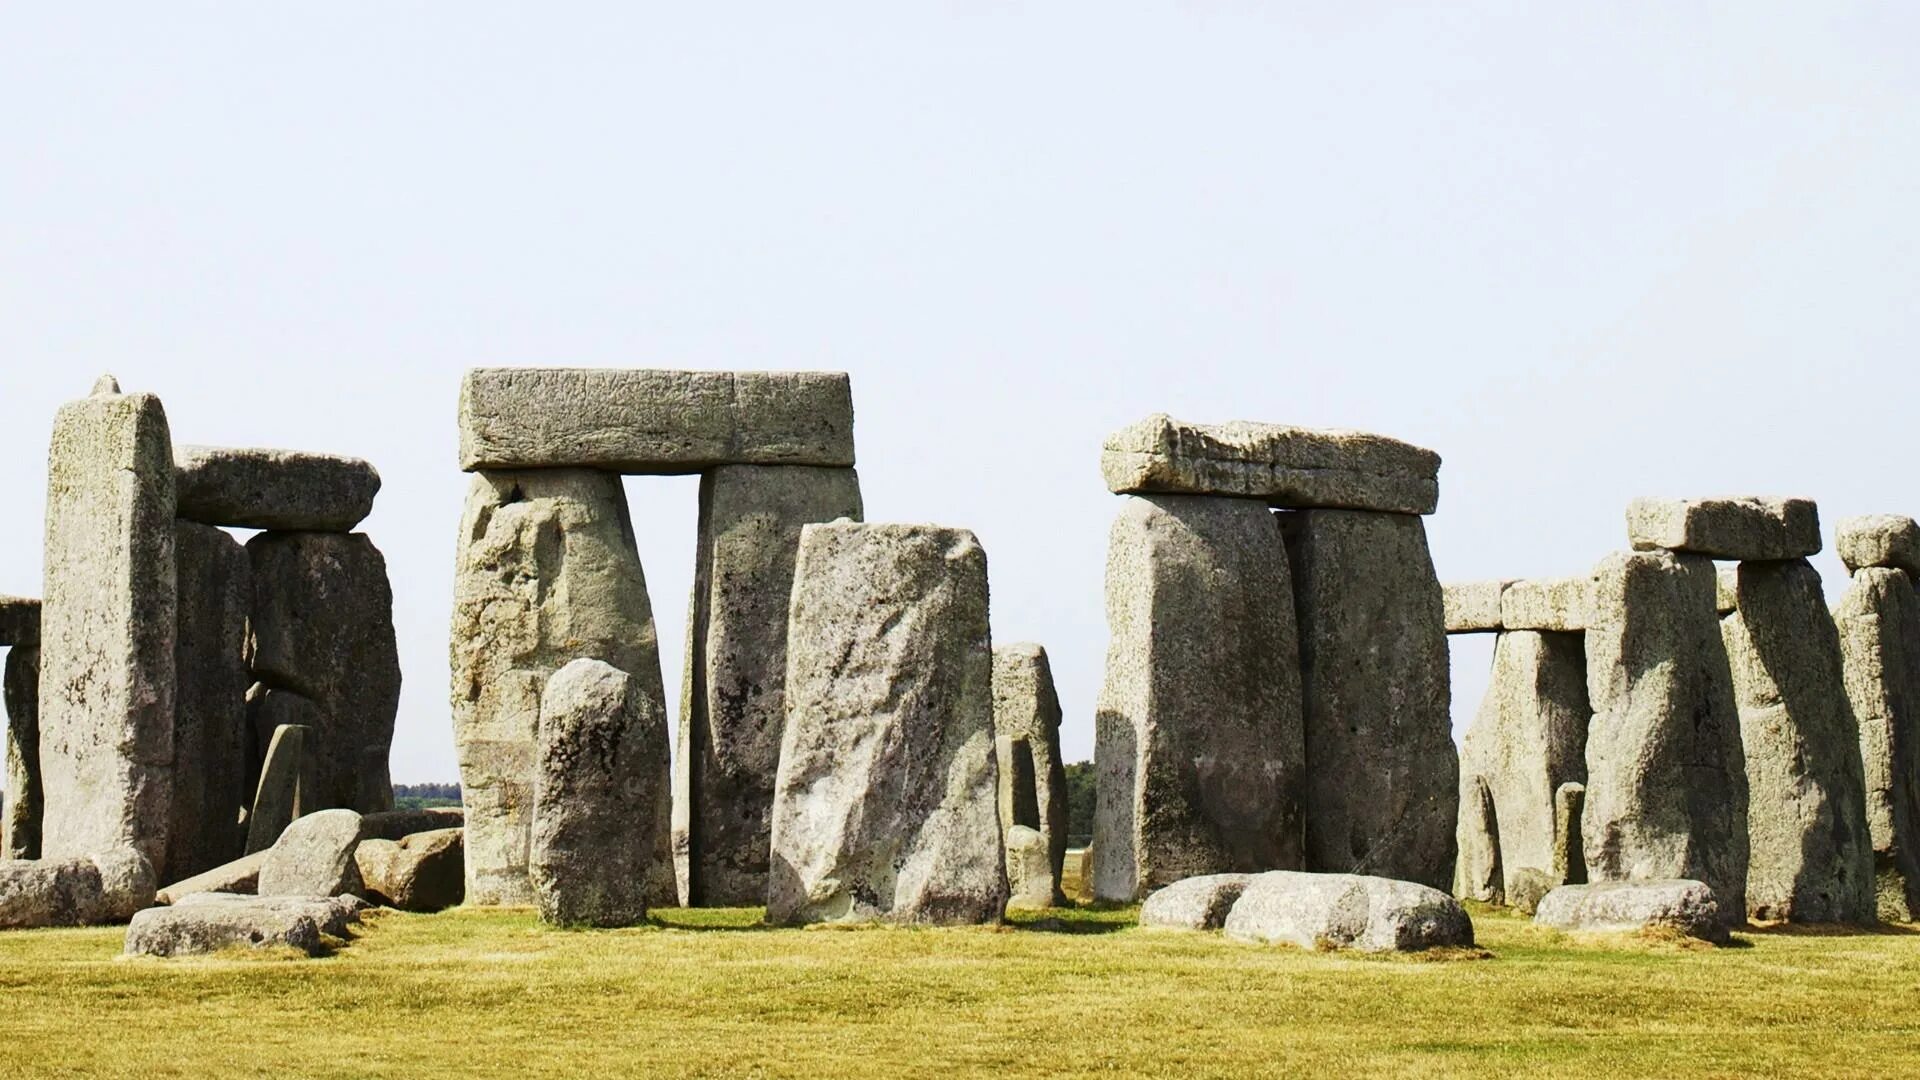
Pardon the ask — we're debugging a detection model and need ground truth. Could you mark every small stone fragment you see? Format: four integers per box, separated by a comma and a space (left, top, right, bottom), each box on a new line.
1836, 515, 1920, 578
1443, 580, 1509, 634
1004, 826, 1056, 912
258, 809, 365, 898
156, 850, 269, 905
1626, 496, 1820, 561
174, 446, 381, 532
125, 893, 365, 957
1222, 871, 1474, 952
355, 828, 465, 913
1500, 577, 1590, 632
1532, 879, 1728, 943
1138, 874, 1255, 931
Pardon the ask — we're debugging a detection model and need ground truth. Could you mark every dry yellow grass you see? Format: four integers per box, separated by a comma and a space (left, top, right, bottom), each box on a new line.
1, 901, 1917, 1078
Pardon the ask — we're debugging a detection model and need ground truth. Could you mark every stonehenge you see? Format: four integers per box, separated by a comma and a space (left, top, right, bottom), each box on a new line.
1222, 871, 1474, 952
993, 643, 1068, 907
1532, 880, 1728, 943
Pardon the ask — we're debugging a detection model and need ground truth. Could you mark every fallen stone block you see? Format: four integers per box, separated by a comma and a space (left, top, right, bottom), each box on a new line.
1101, 414, 1441, 514
458, 368, 855, 473
356, 828, 464, 913
1500, 577, 1589, 632
1443, 580, 1508, 634
1626, 496, 1820, 561
1837, 515, 1920, 579
258, 809, 364, 898
1004, 826, 1056, 912
1139, 874, 1256, 931
1532, 880, 1728, 943
174, 446, 381, 532
0, 849, 156, 929
156, 850, 269, 905
1222, 871, 1474, 952
0, 596, 39, 647
124, 893, 366, 957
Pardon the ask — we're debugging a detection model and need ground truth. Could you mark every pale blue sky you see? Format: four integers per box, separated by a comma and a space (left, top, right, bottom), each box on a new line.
3, 5, 1915, 781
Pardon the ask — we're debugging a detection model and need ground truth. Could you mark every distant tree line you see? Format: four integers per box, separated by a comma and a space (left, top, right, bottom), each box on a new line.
392, 782, 462, 809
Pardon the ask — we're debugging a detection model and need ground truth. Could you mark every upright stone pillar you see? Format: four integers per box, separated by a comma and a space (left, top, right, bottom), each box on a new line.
168, 522, 253, 880
768, 523, 1004, 926
4, 642, 41, 860
1835, 566, 1920, 921
38, 377, 177, 874
1092, 495, 1305, 901
993, 642, 1069, 907
450, 469, 666, 905
1284, 509, 1456, 890
1583, 549, 1749, 921
675, 464, 862, 906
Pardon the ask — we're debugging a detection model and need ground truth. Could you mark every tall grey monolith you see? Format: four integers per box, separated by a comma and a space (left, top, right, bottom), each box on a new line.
167, 522, 253, 880
1834, 565, 1920, 921
994, 643, 1069, 907
1091, 495, 1305, 902
767, 522, 1005, 925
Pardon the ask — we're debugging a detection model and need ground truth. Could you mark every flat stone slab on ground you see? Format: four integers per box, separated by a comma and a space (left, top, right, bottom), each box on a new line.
1501, 577, 1589, 632
1101, 414, 1441, 514
1139, 874, 1256, 931
1627, 496, 1821, 561
0, 596, 39, 646
156, 850, 268, 905
1443, 580, 1509, 634
458, 368, 855, 473
1532, 880, 1728, 943
1221, 871, 1473, 952
1837, 515, 1920, 578
124, 893, 366, 957
174, 445, 381, 532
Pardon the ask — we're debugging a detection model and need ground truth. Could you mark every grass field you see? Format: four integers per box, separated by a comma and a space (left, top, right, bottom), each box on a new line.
1, 898, 1917, 1078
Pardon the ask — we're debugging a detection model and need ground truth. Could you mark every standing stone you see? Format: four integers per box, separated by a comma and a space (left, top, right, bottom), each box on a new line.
1454, 776, 1502, 903
675, 464, 862, 906
1834, 567, 1920, 921
1583, 549, 1749, 922
174, 446, 381, 532
3, 645, 40, 860
245, 724, 310, 855
1720, 559, 1875, 922
768, 523, 1005, 925
1283, 509, 1456, 890
1092, 496, 1305, 902
245, 685, 323, 815
1003, 825, 1056, 911
257, 808, 364, 898
450, 469, 664, 906
248, 531, 400, 816
1554, 781, 1587, 886
167, 522, 252, 881
531, 658, 671, 927
1454, 630, 1589, 902
993, 643, 1069, 907
0, 596, 39, 649
38, 380, 177, 875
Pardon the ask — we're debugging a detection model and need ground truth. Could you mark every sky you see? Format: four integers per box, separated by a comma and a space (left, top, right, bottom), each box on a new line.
2, 4, 1916, 782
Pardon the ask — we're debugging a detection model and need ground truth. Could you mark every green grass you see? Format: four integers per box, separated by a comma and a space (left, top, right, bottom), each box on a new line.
1, 901, 1917, 1078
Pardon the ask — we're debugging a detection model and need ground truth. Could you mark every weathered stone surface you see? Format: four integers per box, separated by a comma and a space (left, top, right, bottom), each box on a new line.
675, 464, 863, 906
1501, 577, 1590, 632
1627, 496, 1820, 561
1101, 415, 1441, 514
245, 723, 310, 855
174, 445, 381, 532
1223, 871, 1474, 952
156, 850, 268, 904
1834, 567, 1920, 921
1443, 580, 1508, 634
531, 659, 672, 927
1092, 496, 1305, 902
1455, 776, 1503, 903
38, 383, 177, 875
0, 596, 39, 646
1284, 509, 1457, 890
768, 523, 1005, 926
458, 368, 856, 473
356, 828, 465, 912
1004, 826, 1056, 911
1532, 879, 1728, 943
993, 643, 1068, 908
358, 807, 464, 842
125, 893, 365, 957
1455, 630, 1589, 904
1139, 873, 1255, 930
258, 809, 364, 898
1837, 515, 1920, 578
248, 531, 400, 816
0, 849, 156, 929
1716, 567, 1739, 615
3, 645, 41, 860
1583, 550, 1748, 922
1507, 867, 1555, 915
1722, 559, 1875, 923
451, 469, 663, 906
1554, 782, 1587, 886
167, 522, 252, 882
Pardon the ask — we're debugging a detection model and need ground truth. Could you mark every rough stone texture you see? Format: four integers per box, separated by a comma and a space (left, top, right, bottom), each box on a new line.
1501, 577, 1589, 632
174, 445, 381, 532
1223, 871, 1474, 952
1834, 567, 1920, 922
1627, 496, 1821, 561
248, 531, 400, 816
1719, 560, 1876, 922
531, 659, 672, 927
356, 828, 465, 912
156, 850, 268, 905
768, 522, 1006, 926
0, 849, 156, 929
1554, 782, 1587, 886
1837, 515, 1920, 578
1715, 567, 1739, 615
3, 645, 41, 860
993, 642, 1069, 907
0, 596, 39, 647
1455, 776, 1503, 903
458, 368, 856, 473
1532, 879, 1728, 943
38, 384, 177, 876
258, 809, 364, 898
1583, 549, 1749, 923
1443, 580, 1508, 634
1101, 414, 1441, 515
358, 807, 464, 842
675, 464, 862, 906
451, 469, 663, 907
167, 522, 252, 882
1455, 630, 1589, 904
125, 893, 365, 957
1506, 867, 1555, 915
1283, 509, 1457, 891
1138, 873, 1255, 930
245, 724, 309, 855
1004, 826, 1056, 911
1092, 496, 1305, 902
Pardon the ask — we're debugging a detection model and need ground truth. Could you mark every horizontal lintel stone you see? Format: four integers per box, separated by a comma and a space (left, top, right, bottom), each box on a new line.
1499, 577, 1589, 632
1626, 496, 1820, 561
1836, 515, 1920, 578
175, 446, 380, 532
1443, 580, 1510, 634
1101, 414, 1440, 514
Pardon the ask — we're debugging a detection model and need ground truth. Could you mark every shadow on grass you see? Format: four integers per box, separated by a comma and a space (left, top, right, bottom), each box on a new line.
1740, 920, 1920, 938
